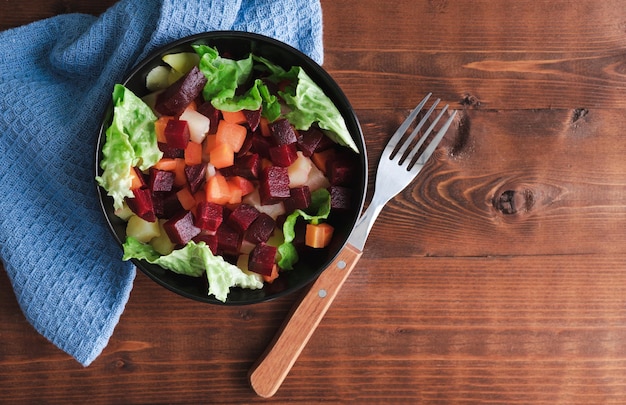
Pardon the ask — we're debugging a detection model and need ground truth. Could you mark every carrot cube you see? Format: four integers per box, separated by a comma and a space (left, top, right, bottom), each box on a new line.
221, 110, 247, 125
155, 116, 173, 143
305, 223, 334, 248
216, 120, 247, 153
154, 158, 178, 172
209, 142, 234, 169
184, 141, 203, 166
173, 158, 187, 187
205, 174, 231, 205
176, 187, 197, 211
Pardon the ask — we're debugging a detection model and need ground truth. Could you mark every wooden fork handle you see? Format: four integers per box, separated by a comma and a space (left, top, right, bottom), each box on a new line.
248, 242, 363, 398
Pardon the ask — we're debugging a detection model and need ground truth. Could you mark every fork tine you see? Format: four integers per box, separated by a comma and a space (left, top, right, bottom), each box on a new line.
384, 93, 432, 157
407, 109, 458, 173
394, 98, 440, 162
402, 104, 449, 166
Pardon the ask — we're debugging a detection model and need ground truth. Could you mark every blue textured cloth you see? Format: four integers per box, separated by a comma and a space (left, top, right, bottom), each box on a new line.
0, 0, 323, 366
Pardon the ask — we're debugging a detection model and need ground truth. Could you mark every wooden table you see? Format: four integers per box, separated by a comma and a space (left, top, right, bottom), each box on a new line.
3, 1, 626, 403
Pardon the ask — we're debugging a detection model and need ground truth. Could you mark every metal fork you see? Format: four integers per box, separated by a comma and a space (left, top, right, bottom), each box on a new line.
249, 93, 458, 398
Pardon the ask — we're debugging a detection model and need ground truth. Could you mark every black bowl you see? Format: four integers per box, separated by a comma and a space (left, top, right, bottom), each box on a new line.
95, 31, 367, 305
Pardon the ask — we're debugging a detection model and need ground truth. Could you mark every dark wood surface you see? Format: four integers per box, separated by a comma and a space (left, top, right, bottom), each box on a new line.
3, 1, 626, 403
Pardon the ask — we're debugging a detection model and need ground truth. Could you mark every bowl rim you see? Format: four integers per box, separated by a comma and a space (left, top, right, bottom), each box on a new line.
95, 30, 368, 305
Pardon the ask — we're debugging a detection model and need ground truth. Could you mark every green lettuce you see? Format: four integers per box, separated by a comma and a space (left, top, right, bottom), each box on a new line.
123, 237, 263, 302
254, 56, 359, 154
277, 188, 332, 270
96, 84, 162, 210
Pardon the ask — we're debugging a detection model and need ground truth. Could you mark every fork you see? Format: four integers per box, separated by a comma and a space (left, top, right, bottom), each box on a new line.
248, 93, 458, 398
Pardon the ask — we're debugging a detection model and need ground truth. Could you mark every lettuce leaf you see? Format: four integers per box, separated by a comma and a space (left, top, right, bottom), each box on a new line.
277, 188, 332, 270
122, 237, 263, 302
96, 84, 162, 210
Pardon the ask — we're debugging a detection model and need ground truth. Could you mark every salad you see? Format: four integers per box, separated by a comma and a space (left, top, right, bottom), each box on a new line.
96, 44, 360, 302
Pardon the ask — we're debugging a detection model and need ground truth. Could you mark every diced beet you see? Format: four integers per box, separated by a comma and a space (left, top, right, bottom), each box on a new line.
269, 119, 298, 145
152, 191, 183, 219
194, 201, 223, 233
184, 163, 207, 194
269, 143, 298, 167
196, 101, 221, 134
297, 127, 325, 157
259, 166, 290, 205
228, 203, 260, 232
126, 187, 156, 222
164, 119, 190, 149
149, 168, 174, 192
244, 213, 276, 244
243, 109, 262, 132
163, 210, 201, 245
329, 185, 353, 212
192, 233, 218, 254
248, 242, 277, 276
216, 223, 242, 255
326, 150, 358, 186
155, 65, 208, 116
158, 142, 184, 159
250, 132, 274, 159
283, 186, 311, 212
233, 153, 261, 179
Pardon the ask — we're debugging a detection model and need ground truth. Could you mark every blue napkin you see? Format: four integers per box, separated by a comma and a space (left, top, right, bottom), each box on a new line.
0, 0, 323, 366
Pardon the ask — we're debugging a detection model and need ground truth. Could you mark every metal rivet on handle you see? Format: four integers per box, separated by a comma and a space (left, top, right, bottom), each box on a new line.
318, 289, 327, 298
337, 260, 346, 269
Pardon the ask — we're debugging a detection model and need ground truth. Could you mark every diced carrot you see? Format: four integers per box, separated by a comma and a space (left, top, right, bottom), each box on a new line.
154, 157, 178, 172
305, 223, 334, 248
209, 142, 235, 169
215, 120, 247, 153
129, 167, 144, 190
203, 133, 217, 156
227, 181, 243, 205
184, 141, 203, 166
221, 110, 247, 125
176, 187, 197, 211
155, 116, 173, 143
193, 189, 206, 206
173, 158, 188, 187
205, 174, 231, 205
311, 149, 336, 174
262, 264, 279, 283
228, 175, 255, 196
259, 117, 271, 137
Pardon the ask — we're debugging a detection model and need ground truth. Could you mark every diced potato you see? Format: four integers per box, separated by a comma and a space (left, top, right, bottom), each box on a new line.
114, 202, 134, 221
287, 151, 313, 188
126, 215, 161, 243
180, 106, 210, 143
146, 66, 171, 91
162, 52, 200, 75
150, 220, 176, 255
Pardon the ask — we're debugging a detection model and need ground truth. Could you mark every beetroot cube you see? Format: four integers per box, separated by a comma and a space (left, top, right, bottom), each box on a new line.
248, 242, 277, 276
184, 163, 207, 194
155, 65, 207, 116
216, 223, 242, 255
244, 213, 276, 244
269, 119, 298, 145
152, 191, 182, 219
196, 101, 221, 134
297, 127, 325, 157
269, 143, 298, 167
329, 185, 353, 212
326, 151, 358, 186
243, 108, 261, 132
149, 168, 174, 192
233, 153, 261, 179
158, 142, 184, 158
192, 233, 218, 254
259, 166, 290, 205
228, 203, 260, 232
283, 186, 312, 212
250, 132, 274, 159
194, 201, 223, 233
126, 187, 156, 222
164, 210, 201, 245
164, 119, 190, 149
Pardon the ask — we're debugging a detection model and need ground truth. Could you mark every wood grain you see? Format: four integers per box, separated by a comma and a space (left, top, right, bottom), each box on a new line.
3, 0, 626, 403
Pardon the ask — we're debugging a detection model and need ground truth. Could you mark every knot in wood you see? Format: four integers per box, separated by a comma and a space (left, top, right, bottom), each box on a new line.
494, 189, 534, 215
